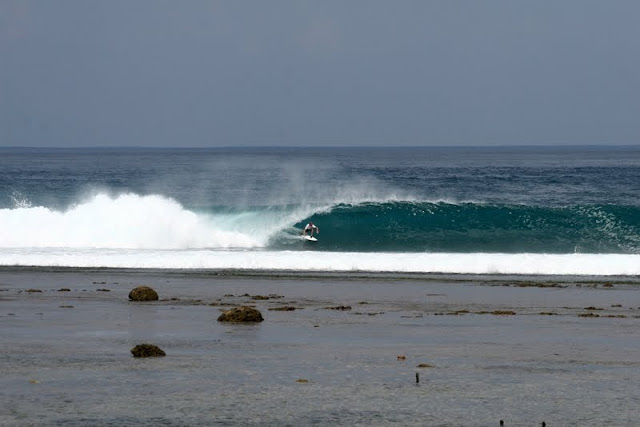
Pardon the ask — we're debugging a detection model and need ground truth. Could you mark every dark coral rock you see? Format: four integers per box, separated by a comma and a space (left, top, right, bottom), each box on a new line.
417, 363, 435, 368
268, 306, 297, 311
131, 344, 166, 357
325, 305, 352, 310
217, 306, 264, 322
128, 286, 159, 301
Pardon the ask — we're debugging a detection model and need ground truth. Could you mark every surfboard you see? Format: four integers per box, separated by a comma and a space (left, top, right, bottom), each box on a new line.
303, 235, 317, 242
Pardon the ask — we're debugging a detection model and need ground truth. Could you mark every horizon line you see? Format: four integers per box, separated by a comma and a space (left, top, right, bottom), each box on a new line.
1, 143, 638, 150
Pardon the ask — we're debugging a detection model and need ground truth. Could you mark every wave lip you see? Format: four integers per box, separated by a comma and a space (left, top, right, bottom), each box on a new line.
0, 249, 638, 276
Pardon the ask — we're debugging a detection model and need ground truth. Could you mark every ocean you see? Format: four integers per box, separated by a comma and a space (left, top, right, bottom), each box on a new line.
1, 145, 640, 275
3, 146, 640, 426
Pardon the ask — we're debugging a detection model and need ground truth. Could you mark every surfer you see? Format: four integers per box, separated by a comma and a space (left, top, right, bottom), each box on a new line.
302, 222, 319, 237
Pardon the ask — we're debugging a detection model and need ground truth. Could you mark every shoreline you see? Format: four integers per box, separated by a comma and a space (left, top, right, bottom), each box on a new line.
2, 264, 640, 284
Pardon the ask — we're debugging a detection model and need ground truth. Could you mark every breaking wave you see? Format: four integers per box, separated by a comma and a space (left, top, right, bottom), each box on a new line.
2, 193, 640, 254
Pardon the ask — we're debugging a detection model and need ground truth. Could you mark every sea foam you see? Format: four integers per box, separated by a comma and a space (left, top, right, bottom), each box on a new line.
0, 248, 638, 276
0, 193, 279, 249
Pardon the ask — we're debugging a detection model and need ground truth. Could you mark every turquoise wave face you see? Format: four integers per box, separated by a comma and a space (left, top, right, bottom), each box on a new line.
279, 202, 640, 254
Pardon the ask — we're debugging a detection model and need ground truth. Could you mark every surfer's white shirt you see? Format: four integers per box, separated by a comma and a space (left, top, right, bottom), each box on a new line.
304, 223, 318, 232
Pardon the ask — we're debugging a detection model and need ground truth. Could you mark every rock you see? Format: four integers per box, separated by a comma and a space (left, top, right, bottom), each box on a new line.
128, 286, 158, 301
268, 306, 297, 311
57, 288, 71, 292
131, 344, 166, 357
217, 306, 264, 322
325, 305, 352, 310
417, 363, 435, 368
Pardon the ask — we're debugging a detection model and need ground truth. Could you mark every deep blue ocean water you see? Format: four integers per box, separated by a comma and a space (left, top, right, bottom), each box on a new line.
1, 146, 640, 274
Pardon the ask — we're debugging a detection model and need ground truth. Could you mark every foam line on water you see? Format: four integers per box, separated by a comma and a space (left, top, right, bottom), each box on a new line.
0, 250, 638, 275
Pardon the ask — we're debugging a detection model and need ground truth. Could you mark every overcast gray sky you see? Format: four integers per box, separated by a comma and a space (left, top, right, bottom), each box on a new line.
1, 1, 639, 147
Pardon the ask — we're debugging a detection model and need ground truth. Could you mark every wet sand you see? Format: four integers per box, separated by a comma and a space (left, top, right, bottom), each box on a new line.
1, 268, 640, 426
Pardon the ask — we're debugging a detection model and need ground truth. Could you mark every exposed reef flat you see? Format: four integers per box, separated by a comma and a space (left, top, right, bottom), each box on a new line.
1, 268, 640, 426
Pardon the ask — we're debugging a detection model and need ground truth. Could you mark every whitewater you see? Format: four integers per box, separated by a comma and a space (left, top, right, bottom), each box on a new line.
2, 146, 640, 275
1, 192, 639, 275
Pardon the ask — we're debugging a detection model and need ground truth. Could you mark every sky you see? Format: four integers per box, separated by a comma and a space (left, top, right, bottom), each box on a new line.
1, 1, 639, 147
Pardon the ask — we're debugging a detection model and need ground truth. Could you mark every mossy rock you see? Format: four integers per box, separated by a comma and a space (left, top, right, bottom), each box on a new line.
128, 286, 158, 301
325, 305, 352, 311
579, 313, 600, 318
268, 306, 297, 311
131, 344, 166, 358
218, 306, 264, 322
